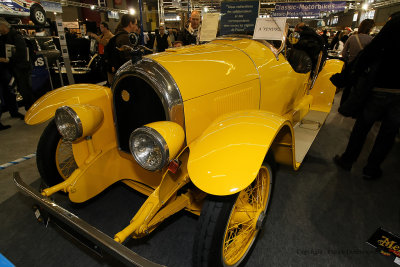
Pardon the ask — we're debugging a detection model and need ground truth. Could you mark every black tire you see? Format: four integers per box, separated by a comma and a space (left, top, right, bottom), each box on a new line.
30, 4, 46, 26
37, 119, 77, 187
193, 156, 275, 267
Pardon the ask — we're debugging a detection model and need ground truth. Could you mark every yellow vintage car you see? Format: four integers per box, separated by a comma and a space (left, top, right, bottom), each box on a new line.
15, 28, 342, 267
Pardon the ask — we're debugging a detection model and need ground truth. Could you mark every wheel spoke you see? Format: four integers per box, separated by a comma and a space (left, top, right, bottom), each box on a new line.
222, 165, 271, 266
224, 225, 255, 260
56, 140, 77, 179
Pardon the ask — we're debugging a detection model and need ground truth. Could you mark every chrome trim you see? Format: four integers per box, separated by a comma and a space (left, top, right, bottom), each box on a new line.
308, 51, 324, 92
13, 172, 166, 267
129, 126, 169, 171
113, 58, 185, 131
55, 106, 83, 141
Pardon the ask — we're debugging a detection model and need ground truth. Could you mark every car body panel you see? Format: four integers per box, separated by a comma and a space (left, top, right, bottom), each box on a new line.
183, 79, 260, 144
24, 84, 111, 125
0, 0, 37, 17
65, 143, 162, 203
310, 59, 343, 113
187, 110, 289, 196
212, 39, 310, 116
148, 43, 259, 101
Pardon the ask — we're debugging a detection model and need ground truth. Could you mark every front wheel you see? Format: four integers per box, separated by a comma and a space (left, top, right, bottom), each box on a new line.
36, 120, 78, 187
193, 159, 275, 267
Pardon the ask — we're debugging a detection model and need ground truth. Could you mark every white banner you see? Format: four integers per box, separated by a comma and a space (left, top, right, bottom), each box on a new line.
253, 17, 286, 40
200, 13, 220, 42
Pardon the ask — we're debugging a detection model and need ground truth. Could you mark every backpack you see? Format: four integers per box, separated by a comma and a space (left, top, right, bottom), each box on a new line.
103, 31, 127, 73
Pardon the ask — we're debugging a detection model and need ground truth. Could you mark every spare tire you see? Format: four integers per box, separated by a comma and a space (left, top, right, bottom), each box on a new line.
30, 4, 46, 26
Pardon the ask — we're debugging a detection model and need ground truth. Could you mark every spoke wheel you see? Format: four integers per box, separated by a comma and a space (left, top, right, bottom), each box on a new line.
55, 140, 78, 180
222, 166, 271, 266
37, 120, 78, 187
193, 156, 275, 267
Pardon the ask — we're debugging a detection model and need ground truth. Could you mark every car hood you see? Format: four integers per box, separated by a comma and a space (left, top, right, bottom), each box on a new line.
147, 39, 271, 101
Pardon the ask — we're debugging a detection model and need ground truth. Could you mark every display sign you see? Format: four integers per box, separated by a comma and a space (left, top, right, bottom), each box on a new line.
272, 1, 346, 17
253, 17, 286, 40
367, 228, 400, 258
107, 11, 120, 19
63, 21, 79, 29
220, 1, 258, 36
200, 13, 220, 42
41, 1, 63, 13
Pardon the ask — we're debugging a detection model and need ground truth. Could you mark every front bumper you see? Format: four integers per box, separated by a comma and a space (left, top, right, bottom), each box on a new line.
13, 172, 166, 267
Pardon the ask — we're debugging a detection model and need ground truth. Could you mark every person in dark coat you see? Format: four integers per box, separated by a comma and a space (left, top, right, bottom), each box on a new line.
333, 11, 400, 180
178, 10, 201, 46
329, 30, 341, 50
153, 25, 172, 52
321, 29, 329, 44
293, 23, 327, 75
0, 18, 34, 111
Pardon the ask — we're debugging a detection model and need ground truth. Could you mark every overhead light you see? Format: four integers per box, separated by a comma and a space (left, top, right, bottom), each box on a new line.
362, 3, 368, 10
203, 6, 208, 13
129, 8, 135, 15
90, 5, 95, 10
54, 12, 57, 15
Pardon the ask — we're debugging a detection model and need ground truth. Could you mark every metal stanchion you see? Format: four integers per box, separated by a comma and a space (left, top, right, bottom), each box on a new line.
43, 56, 54, 90
56, 59, 64, 87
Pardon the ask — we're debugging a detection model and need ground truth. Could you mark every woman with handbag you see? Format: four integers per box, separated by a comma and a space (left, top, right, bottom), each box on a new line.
333, 12, 400, 180
339, 19, 375, 105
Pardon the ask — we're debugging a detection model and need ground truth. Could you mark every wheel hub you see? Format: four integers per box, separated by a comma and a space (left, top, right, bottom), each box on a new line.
256, 211, 265, 230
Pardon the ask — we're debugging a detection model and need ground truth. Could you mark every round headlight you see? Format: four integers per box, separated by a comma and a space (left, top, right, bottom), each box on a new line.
54, 106, 83, 141
129, 127, 169, 171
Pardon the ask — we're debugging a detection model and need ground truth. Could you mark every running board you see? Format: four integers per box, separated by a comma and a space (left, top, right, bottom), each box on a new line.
293, 110, 329, 164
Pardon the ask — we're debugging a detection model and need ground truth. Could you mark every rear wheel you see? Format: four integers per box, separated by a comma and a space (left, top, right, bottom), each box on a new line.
36, 120, 78, 187
30, 4, 46, 26
193, 158, 275, 267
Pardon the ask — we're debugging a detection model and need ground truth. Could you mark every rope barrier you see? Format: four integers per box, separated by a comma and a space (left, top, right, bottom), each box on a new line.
0, 153, 36, 170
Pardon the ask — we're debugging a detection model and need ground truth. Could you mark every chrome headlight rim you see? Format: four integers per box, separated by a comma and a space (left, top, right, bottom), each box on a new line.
129, 126, 169, 172
54, 106, 83, 142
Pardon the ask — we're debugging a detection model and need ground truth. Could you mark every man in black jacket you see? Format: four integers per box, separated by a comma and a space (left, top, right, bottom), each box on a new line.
334, 12, 400, 180
293, 22, 327, 75
178, 11, 201, 46
153, 25, 172, 52
0, 18, 34, 111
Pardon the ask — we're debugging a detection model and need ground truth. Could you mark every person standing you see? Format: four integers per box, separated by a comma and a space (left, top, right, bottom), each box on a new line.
321, 29, 329, 44
341, 19, 375, 64
153, 25, 172, 52
339, 19, 375, 105
104, 14, 138, 84
293, 22, 327, 75
0, 18, 34, 111
178, 10, 201, 45
88, 22, 114, 84
333, 12, 400, 180
88, 22, 114, 55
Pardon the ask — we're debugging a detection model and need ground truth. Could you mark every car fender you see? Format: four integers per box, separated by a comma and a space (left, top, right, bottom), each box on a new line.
310, 59, 344, 113
187, 110, 293, 196
25, 84, 112, 125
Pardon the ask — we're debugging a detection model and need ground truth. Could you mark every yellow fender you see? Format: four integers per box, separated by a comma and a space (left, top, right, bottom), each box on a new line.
25, 84, 112, 125
187, 110, 292, 196
310, 59, 344, 113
